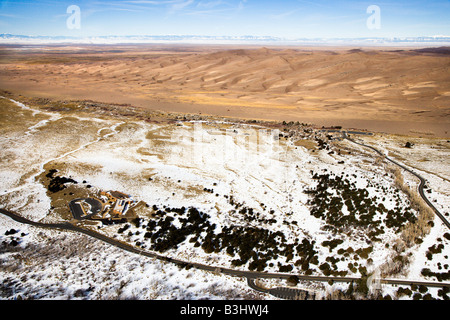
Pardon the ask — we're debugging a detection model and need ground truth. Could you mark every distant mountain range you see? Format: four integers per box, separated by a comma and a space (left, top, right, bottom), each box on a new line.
1, 33, 450, 46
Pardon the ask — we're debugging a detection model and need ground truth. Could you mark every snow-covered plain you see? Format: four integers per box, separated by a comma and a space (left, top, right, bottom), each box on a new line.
0, 215, 265, 300
0, 96, 449, 300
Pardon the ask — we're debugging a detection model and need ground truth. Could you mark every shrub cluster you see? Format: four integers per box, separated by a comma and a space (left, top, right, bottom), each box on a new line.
1, 229, 25, 247
228, 196, 277, 225
425, 243, 445, 260
421, 268, 450, 282
45, 169, 78, 193
322, 239, 344, 252
125, 204, 319, 273
305, 172, 417, 239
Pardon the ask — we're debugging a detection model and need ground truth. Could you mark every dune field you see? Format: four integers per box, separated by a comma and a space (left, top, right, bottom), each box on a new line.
0, 44, 449, 137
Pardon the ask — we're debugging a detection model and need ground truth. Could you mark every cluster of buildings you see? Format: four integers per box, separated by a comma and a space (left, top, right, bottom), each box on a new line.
69, 190, 136, 221
100, 190, 136, 219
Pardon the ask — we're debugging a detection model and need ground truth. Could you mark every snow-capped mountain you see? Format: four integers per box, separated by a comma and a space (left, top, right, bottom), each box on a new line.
1, 34, 449, 46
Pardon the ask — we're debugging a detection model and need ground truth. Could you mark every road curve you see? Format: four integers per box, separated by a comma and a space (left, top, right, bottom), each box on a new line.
1, 207, 449, 292
344, 133, 450, 230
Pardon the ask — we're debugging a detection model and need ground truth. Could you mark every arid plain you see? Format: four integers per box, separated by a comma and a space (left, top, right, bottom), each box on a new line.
0, 44, 449, 137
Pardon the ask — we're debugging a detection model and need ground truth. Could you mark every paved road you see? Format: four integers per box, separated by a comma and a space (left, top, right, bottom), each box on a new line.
344, 133, 450, 229
1, 207, 449, 299
2, 133, 450, 297
1, 130, 450, 298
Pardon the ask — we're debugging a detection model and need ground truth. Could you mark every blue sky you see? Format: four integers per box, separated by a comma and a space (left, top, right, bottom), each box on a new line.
0, 0, 449, 38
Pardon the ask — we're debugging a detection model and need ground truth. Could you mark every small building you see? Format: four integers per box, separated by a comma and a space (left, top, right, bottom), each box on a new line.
113, 199, 132, 215
101, 190, 129, 202
101, 190, 135, 217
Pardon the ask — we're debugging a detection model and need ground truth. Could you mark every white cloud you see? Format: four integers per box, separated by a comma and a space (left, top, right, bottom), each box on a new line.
269, 9, 299, 20
124, 0, 180, 4
197, 0, 223, 9
171, 0, 195, 11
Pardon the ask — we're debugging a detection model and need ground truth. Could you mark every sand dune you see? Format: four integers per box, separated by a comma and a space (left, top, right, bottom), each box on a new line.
0, 45, 449, 136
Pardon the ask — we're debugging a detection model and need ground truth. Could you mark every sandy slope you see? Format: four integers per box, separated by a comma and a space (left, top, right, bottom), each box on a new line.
0, 44, 449, 137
